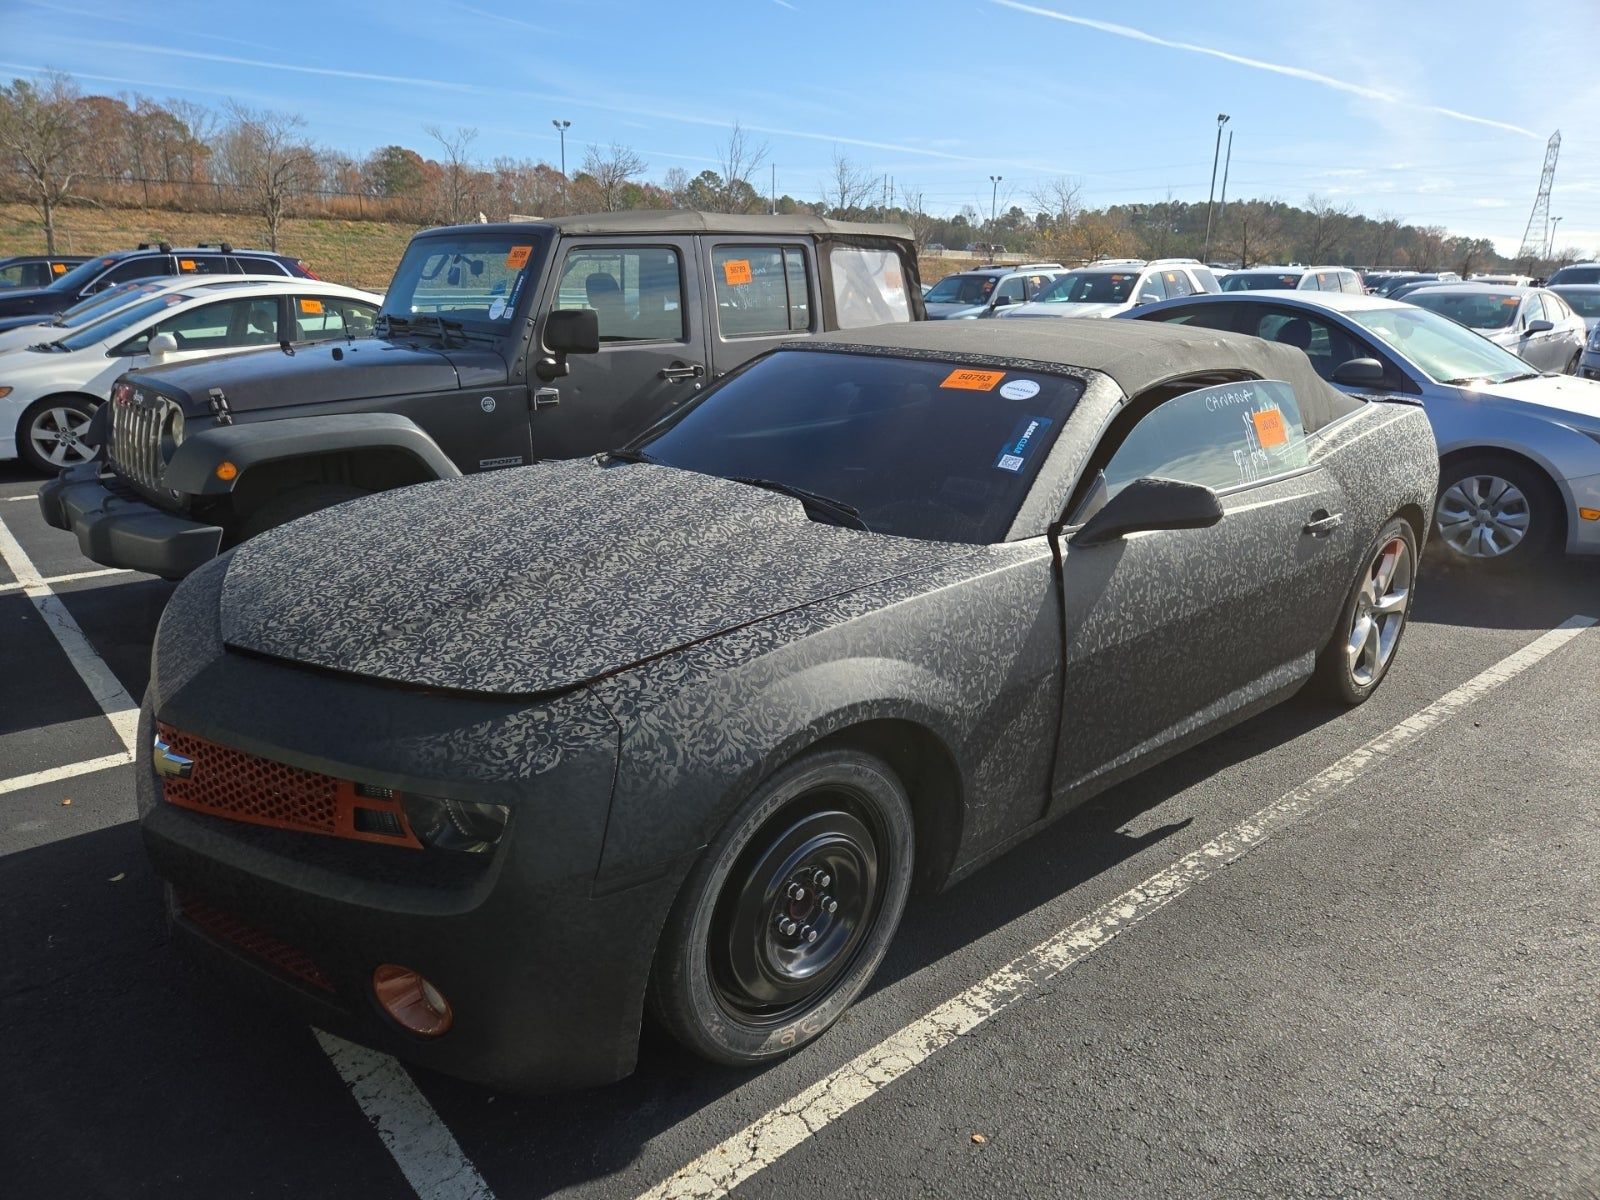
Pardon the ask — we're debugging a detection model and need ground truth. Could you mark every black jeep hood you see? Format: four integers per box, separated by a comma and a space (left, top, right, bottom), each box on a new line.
218, 459, 978, 696
133, 338, 508, 412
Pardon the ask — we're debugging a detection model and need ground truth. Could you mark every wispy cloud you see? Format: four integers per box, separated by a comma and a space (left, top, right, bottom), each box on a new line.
79, 40, 482, 92
448, 2, 557, 36
991, 0, 1540, 140
772, 0, 798, 10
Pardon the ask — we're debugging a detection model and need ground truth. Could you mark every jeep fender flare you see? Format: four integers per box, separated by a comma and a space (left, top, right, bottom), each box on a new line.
163, 413, 461, 495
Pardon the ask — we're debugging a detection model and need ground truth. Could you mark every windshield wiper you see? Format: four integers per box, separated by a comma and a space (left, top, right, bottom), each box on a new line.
731, 476, 871, 532
1495, 371, 1541, 383
375, 312, 468, 345
596, 447, 657, 466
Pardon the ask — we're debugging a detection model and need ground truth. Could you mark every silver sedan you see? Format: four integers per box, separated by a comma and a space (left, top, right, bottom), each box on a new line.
1404, 283, 1588, 374
1124, 290, 1600, 568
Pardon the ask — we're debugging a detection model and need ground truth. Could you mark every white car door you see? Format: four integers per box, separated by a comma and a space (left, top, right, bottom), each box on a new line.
104, 294, 287, 379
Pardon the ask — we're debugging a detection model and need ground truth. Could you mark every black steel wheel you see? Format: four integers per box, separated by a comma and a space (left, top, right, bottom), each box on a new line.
648, 748, 914, 1065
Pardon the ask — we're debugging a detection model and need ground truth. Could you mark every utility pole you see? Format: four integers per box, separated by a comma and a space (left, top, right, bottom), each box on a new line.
551, 118, 571, 198
1217, 130, 1233, 234
1202, 113, 1230, 262
1547, 215, 1563, 259
770, 163, 776, 215
989, 174, 1002, 227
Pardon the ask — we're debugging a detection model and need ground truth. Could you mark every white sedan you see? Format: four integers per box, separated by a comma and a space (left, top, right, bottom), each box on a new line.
3, 279, 380, 472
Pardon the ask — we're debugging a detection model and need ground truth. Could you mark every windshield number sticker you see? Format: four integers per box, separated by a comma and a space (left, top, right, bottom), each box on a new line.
505, 245, 532, 269
1251, 407, 1288, 448
941, 368, 1006, 391
994, 414, 1052, 472
723, 259, 753, 286
298, 298, 323, 314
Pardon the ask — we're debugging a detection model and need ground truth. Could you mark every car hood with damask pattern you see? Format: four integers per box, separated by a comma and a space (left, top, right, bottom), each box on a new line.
217, 459, 982, 697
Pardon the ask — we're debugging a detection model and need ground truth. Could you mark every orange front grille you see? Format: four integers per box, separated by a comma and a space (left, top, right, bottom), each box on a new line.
157, 723, 421, 849
177, 892, 335, 992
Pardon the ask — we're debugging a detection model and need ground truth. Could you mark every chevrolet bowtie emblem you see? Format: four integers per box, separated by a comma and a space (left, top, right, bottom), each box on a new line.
152, 736, 194, 780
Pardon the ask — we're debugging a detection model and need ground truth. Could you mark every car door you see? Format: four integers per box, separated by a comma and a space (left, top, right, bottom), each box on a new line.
1539, 291, 1582, 370
530, 236, 707, 457
1051, 376, 1352, 807
109, 295, 286, 372
1515, 294, 1556, 370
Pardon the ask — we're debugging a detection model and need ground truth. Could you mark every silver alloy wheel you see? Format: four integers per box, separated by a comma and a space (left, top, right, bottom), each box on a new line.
28, 406, 96, 468
1435, 474, 1530, 559
1347, 535, 1412, 687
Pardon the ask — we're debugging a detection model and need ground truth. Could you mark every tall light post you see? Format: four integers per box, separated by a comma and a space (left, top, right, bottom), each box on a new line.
989, 174, 1003, 236
551, 118, 571, 179
1547, 215, 1563, 260
1202, 113, 1230, 263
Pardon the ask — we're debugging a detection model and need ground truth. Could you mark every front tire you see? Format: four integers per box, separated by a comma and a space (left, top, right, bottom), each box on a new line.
648, 748, 914, 1066
19, 396, 98, 474
1315, 517, 1417, 705
1433, 456, 1561, 568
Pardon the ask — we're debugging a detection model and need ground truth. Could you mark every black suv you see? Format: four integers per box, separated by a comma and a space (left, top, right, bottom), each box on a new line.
0, 254, 91, 289
41, 212, 922, 578
0, 243, 312, 320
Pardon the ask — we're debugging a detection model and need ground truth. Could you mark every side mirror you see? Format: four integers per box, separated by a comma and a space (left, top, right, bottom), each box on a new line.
1332, 357, 1386, 387
993, 294, 1015, 307
1135, 293, 1161, 306
1072, 477, 1224, 546
148, 332, 179, 361
536, 308, 600, 381
1524, 319, 1553, 335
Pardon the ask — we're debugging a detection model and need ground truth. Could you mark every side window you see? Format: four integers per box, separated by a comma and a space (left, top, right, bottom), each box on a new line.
1022, 273, 1053, 300
554, 246, 684, 343
0, 261, 49, 287
1522, 294, 1546, 326
1341, 271, 1362, 294
709, 245, 811, 336
236, 255, 286, 276
1542, 292, 1569, 321
116, 296, 277, 355
1136, 272, 1168, 303
993, 275, 1027, 304
1313, 272, 1334, 291
1161, 270, 1194, 298
1246, 308, 1359, 380
97, 256, 172, 290
1145, 302, 1242, 332
1190, 266, 1220, 293
828, 246, 911, 328
293, 297, 378, 341
1101, 379, 1310, 499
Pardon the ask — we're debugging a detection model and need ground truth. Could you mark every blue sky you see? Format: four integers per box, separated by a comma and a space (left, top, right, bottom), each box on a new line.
3, 0, 1595, 255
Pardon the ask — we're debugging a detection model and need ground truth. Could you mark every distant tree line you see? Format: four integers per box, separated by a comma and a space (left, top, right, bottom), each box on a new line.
0, 70, 1589, 275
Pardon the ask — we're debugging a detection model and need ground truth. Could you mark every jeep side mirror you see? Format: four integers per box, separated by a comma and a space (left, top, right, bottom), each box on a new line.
148, 332, 179, 362
1332, 357, 1386, 387
1072, 477, 1223, 546
536, 308, 600, 381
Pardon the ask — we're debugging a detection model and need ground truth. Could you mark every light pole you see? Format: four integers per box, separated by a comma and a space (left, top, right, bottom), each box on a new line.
551, 118, 571, 179
989, 174, 1002, 239
1202, 113, 1230, 263
1547, 215, 1563, 260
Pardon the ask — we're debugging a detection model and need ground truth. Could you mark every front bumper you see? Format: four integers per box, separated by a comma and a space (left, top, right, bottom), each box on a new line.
39, 463, 222, 579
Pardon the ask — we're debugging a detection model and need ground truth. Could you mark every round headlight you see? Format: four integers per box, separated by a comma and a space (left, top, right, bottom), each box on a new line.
169, 408, 185, 445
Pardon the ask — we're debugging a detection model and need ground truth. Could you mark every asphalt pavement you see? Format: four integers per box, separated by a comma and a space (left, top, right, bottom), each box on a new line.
1, 457, 1596, 1200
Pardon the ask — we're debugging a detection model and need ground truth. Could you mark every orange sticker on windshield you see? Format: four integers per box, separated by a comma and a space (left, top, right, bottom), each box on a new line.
941, 368, 1006, 391
723, 258, 753, 286
179, 259, 196, 271
505, 245, 532, 269
1252, 407, 1288, 448
298, 298, 323, 314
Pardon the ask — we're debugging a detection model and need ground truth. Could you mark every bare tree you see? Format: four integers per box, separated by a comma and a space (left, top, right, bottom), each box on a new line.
425, 123, 479, 224
1304, 193, 1352, 263
898, 185, 937, 251
0, 72, 87, 253
1233, 200, 1284, 268
1028, 175, 1082, 232
713, 121, 769, 213
580, 142, 647, 211
821, 150, 874, 217
1413, 224, 1447, 271
217, 103, 316, 250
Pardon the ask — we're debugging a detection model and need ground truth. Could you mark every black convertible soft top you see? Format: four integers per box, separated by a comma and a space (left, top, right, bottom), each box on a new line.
801, 318, 1362, 433
425, 211, 915, 242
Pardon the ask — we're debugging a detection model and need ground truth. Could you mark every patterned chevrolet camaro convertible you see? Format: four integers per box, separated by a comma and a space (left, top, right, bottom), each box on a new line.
138, 319, 1438, 1090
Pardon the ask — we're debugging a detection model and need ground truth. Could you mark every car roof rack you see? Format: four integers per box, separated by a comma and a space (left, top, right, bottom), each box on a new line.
194, 242, 236, 253
136, 241, 174, 253
1088, 258, 1146, 267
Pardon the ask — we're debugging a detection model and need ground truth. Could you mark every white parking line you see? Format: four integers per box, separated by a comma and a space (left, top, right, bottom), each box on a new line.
636, 614, 1597, 1200
0, 518, 139, 753
0, 751, 133, 797
0, 510, 486, 1200
316, 1033, 496, 1200
1, 494, 39, 502
0, 567, 134, 595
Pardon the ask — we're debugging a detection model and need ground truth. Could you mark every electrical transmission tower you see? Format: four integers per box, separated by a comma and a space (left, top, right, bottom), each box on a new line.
1514, 131, 1560, 271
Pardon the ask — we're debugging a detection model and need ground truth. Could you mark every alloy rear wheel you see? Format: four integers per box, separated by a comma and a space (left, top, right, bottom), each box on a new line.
1315, 516, 1417, 705
20, 396, 98, 474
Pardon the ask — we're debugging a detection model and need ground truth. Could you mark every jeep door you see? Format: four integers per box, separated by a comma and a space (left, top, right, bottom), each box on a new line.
701, 239, 817, 379
530, 236, 707, 457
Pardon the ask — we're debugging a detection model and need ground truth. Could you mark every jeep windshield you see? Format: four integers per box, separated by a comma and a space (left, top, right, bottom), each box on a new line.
381, 232, 543, 332
1032, 271, 1139, 304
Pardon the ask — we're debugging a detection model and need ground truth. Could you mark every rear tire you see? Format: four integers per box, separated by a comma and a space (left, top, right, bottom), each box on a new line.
1315, 517, 1417, 706
18, 396, 98, 475
1566, 349, 1582, 375
1433, 455, 1561, 569
648, 748, 914, 1066
236, 484, 369, 539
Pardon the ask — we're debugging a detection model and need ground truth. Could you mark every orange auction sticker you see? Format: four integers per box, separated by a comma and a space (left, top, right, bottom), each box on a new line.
505, 245, 532, 269
298, 298, 324, 314
1252, 407, 1288, 448
940, 368, 1006, 391
723, 259, 753, 286
179, 259, 196, 271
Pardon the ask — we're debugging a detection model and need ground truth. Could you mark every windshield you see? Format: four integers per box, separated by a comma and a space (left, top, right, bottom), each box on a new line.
637, 350, 1085, 543
923, 274, 998, 306
1377, 275, 1424, 296
1033, 270, 1139, 305
55, 280, 170, 327
1551, 287, 1600, 319
1347, 305, 1535, 385
53, 292, 197, 352
1549, 266, 1600, 286
1406, 290, 1520, 330
45, 256, 119, 293
382, 232, 543, 329
1221, 271, 1302, 291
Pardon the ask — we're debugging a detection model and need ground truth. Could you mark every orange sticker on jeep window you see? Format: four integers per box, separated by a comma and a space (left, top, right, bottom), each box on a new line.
505, 245, 532, 269
52, 262, 67, 274
941, 368, 1006, 391
1252, 407, 1288, 448
298, 298, 323, 314
722, 259, 753, 286
179, 259, 196, 271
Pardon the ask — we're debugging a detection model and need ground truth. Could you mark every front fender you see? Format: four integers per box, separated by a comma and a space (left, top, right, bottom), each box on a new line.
165, 413, 461, 495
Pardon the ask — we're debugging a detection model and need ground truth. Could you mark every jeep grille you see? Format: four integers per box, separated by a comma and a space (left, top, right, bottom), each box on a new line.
107, 382, 180, 493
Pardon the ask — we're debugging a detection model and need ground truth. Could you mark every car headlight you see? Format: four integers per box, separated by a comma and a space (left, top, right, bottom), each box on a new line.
170, 408, 184, 444
1589, 326, 1600, 349
400, 792, 509, 853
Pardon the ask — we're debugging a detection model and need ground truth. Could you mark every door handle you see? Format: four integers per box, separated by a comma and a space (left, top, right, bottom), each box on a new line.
1302, 511, 1344, 537
532, 387, 560, 408
659, 363, 705, 383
